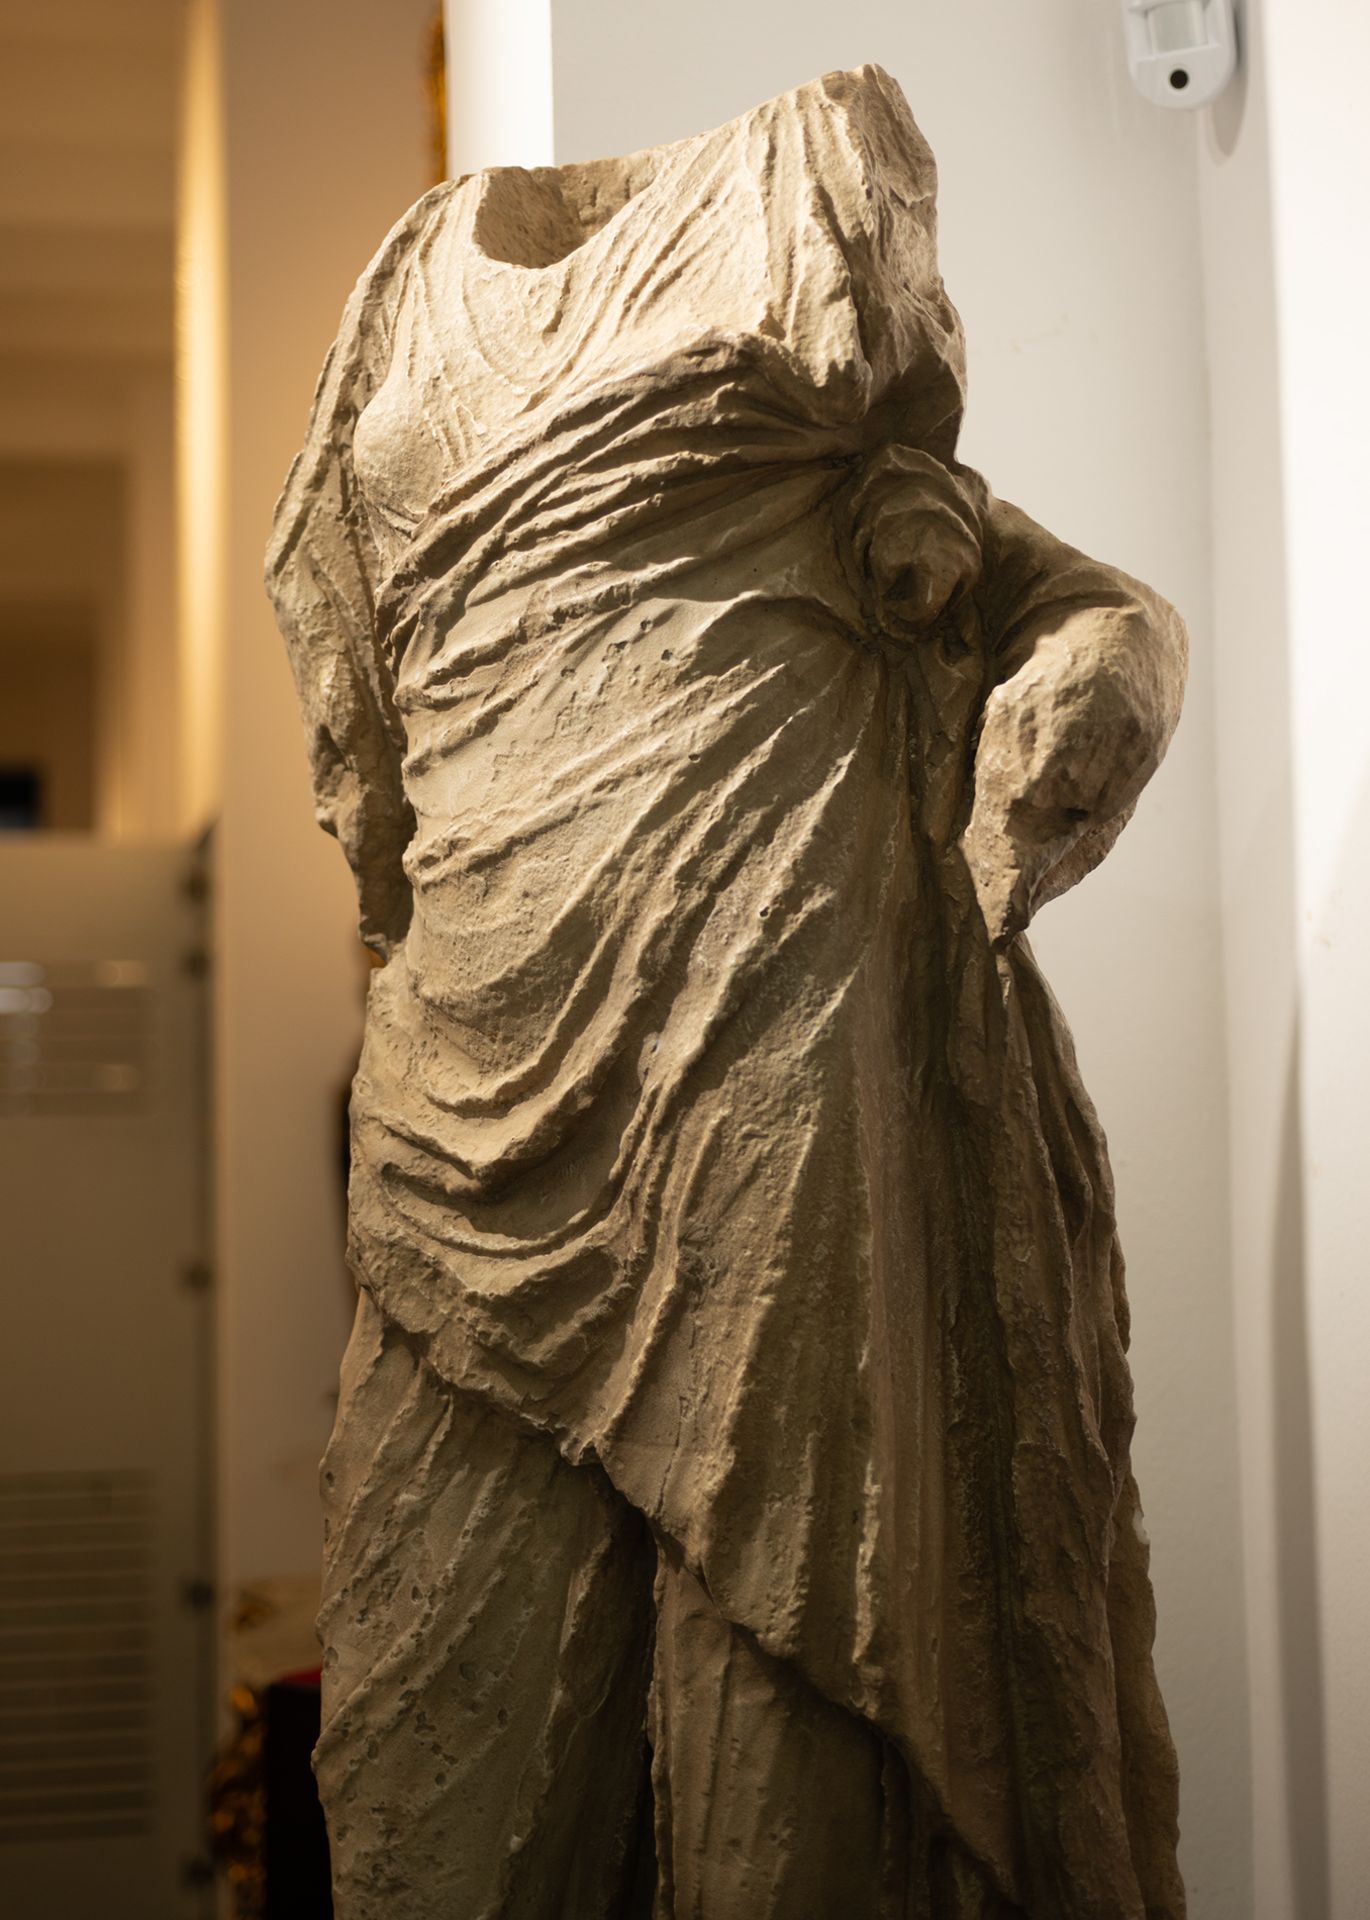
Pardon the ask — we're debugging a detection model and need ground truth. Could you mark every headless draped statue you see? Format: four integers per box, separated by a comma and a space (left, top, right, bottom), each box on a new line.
267, 66, 1187, 1920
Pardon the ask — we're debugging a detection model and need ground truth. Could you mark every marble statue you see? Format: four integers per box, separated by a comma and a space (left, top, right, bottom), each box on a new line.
267, 66, 1187, 1919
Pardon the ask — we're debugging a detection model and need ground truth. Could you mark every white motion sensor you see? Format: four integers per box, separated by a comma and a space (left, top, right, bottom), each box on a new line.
1122, 0, 1238, 110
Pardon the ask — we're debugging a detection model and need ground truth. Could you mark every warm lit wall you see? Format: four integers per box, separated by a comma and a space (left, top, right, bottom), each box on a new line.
0, 387, 176, 841
0, 2, 180, 844
545, 3, 1247, 1912
0, 613, 97, 829
0, 462, 124, 833
118, 371, 178, 837
176, 0, 226, 838
183, 0, 436, 1600
0, 361, 129, 466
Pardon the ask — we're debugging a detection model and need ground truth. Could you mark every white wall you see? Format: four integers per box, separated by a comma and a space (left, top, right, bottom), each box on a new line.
546, 4, 1247, 1911
181, 0, 437, 1601
1197, 10, 1307, 1911
1201, 4, 1370, 1913
1265, 8, 1370, 1902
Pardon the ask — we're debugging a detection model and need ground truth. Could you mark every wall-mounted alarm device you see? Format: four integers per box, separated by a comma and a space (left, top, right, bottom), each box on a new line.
1122, 0, 1238, 109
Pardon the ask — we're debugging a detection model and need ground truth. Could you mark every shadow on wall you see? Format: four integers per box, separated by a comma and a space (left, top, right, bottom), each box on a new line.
1275, 754, 1370, 1915
1208, 0, 1249, 158
1272, 1032, 1330, 1917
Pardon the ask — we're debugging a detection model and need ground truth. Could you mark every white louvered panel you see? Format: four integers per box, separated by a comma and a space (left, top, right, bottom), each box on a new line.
0, 1470, 156, 1843
0, 961, 152, 1117
0, 841, 212, 1918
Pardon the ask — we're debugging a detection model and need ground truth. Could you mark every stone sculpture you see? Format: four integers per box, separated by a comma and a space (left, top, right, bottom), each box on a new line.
268, 66, 1187, 1919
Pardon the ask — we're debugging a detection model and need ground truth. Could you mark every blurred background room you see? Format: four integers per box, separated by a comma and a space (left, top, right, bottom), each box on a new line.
1, 3, 1367, 1917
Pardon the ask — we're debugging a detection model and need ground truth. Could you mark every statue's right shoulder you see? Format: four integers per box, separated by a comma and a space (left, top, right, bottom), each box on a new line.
346, 177, 466, 343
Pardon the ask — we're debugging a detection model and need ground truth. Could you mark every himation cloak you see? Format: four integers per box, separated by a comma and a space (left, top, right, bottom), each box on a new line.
269, 66, 1187, 1920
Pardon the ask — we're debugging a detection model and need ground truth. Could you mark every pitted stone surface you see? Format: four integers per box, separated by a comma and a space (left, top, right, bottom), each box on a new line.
269, 65, 1187, 1918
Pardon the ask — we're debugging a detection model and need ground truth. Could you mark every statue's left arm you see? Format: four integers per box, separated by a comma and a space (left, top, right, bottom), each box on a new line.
962, 498, 1188, 945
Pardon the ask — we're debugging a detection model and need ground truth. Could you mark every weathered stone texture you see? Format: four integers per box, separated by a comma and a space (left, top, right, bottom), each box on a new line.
269, 66, 1187, 1918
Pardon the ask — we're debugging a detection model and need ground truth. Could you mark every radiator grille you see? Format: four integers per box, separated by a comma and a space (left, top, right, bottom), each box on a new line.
0, 1471, 155, 1842
0, 961, 151, 1117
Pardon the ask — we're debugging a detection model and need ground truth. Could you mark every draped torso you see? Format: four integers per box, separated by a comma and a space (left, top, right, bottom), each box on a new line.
268, 66, 1185, 1919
